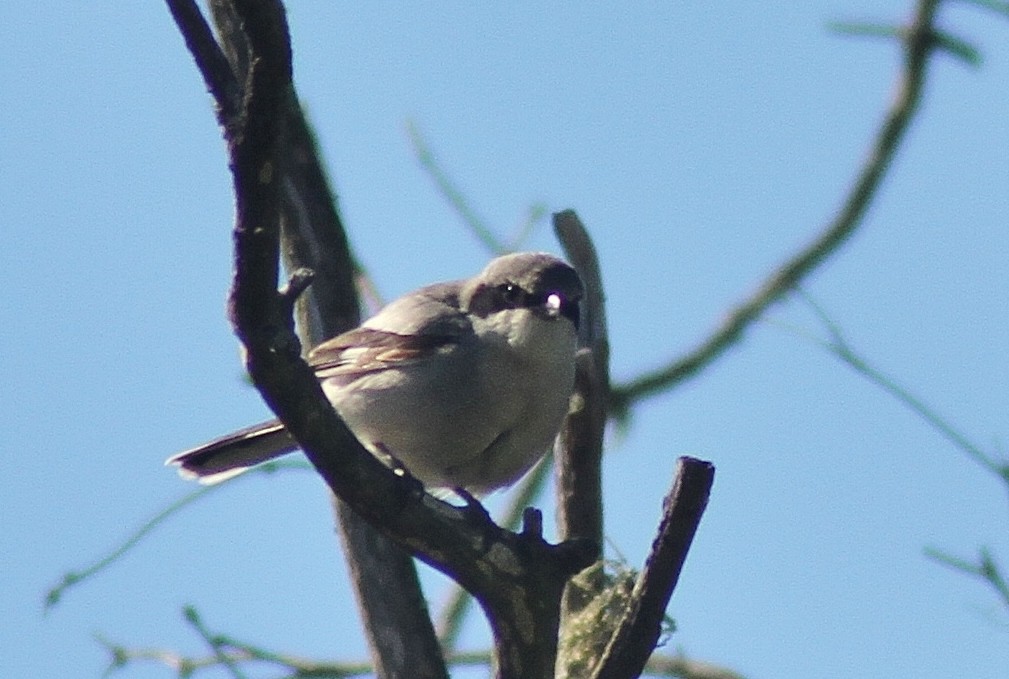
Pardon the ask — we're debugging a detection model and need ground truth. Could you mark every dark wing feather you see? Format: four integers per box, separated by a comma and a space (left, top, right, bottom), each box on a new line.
309, 327, 461, 384
307, 282, 472, 386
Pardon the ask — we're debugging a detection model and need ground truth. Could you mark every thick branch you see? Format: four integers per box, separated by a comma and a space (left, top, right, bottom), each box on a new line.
436, 457, 554, 650
554, 210, 610, 547
555, 210, 610, 379
281, 83, 444, 679
283, 104, 446, 679
224, 1, 290, 328
184, 2, 595, 677
169, 2, 447, 675
165, 0, 241, 121
611, 0, 942, 416
279, 96, 359, 337
555, 351, 606, 545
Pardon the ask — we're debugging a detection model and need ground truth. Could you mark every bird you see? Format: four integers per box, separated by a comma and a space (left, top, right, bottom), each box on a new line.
166, 252, 584, 495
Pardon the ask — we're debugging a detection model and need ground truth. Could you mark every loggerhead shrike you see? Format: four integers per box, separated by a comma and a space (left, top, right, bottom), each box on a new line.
166, 252, 584, 495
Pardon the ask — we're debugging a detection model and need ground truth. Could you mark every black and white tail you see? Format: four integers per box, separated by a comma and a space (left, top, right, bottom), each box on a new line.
166, 420, 298, 484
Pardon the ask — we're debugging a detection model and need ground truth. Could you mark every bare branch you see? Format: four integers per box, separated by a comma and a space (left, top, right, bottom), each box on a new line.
958, 0, 1009, 18
46, 483, 217, 610
169, 2, 446, 675
438, 212, 613, 655
100, 624, 499, 678
278, 66, 443, 679
406, 120, 508, 255
165, 0, 241, 121
408, 121, 548, 253
436, 456, 554, 650
554, 211, 610, 547
182, 606, 248, 679
279, 99, 360, 338
611, 0, 943, 418
925, 547, 1009, 613
555, 351, 607, 545
794, 290, 1008, 480
591, 457, 715, 679
184, 3, 597, 677
555, 210, 610, 378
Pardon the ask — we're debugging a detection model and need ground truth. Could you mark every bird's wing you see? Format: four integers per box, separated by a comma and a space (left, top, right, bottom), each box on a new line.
307, 282, 472, 385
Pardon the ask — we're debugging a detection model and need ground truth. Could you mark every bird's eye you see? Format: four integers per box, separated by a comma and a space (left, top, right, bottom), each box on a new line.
499, 283, 525, 307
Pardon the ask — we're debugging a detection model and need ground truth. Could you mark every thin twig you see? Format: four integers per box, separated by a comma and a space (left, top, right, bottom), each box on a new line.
508, 203, 548, 251
611, 0, 942, 418
100, 632, 498, 679
44, 460, 309, 610
45, 484, 214, 610
786, 292, 1009, 616
406, 120, 508, 255
184, 606, 248, 679
924, 547, 1009, 613
794, 289, 1008, 480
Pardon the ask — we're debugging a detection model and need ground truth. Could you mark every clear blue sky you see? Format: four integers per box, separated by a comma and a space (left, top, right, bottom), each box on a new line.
3, 3, 1007, 678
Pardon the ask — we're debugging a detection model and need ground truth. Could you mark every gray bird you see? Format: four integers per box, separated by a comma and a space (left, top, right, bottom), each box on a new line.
166, 252, 583, 495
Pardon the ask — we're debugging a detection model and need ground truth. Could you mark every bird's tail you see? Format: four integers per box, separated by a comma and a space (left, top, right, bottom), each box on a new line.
165, 419, 299, 484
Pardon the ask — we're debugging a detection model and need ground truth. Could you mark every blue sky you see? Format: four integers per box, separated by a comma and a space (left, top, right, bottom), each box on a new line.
2, 3, 1007, 678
